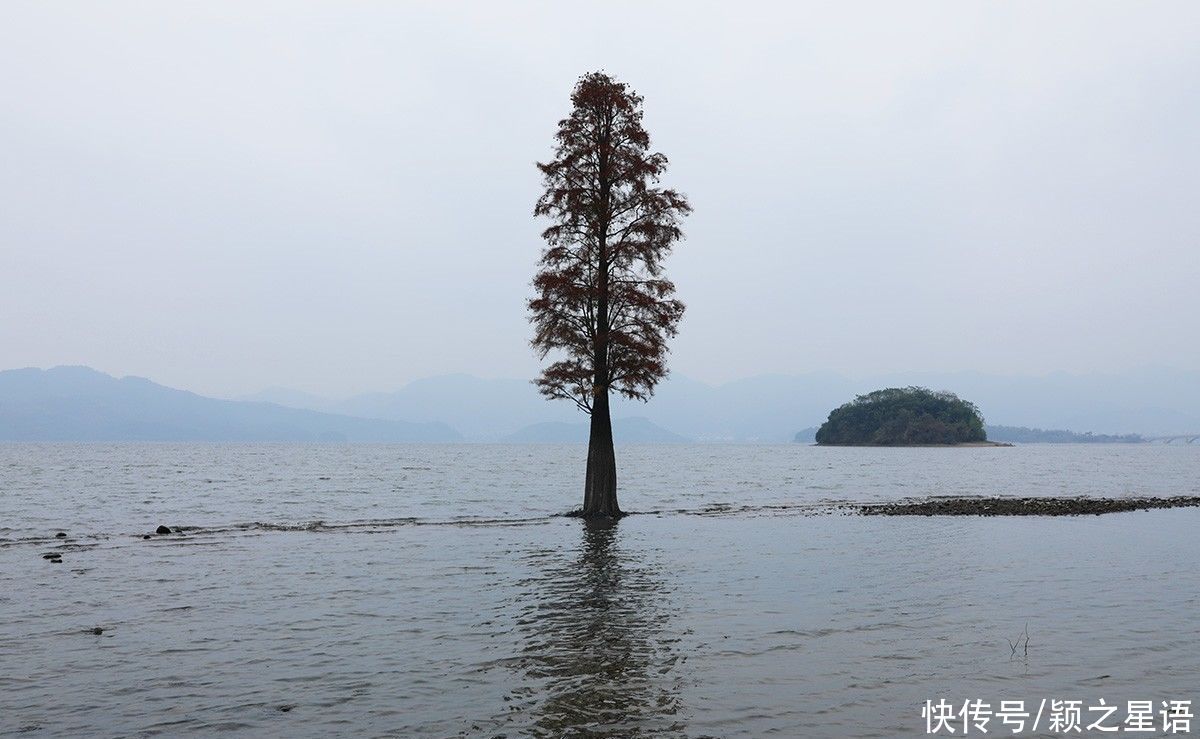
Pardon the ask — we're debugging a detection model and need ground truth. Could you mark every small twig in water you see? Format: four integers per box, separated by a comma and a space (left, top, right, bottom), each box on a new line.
1007, 622, 1032, 659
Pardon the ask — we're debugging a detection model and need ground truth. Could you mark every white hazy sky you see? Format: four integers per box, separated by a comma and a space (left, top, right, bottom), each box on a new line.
2, 2, 1198, 397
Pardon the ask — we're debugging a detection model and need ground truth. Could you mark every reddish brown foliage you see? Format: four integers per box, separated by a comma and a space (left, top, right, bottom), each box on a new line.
529, 72, 690, 414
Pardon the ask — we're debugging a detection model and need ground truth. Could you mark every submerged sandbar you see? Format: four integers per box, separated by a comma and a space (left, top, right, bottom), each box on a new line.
860, 496, 1200, 517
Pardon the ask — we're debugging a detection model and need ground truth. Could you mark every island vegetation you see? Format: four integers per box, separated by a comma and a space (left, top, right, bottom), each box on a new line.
815, 387, 991, 446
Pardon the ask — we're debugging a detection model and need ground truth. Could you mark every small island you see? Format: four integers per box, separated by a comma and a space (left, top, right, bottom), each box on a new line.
815, 386, 1008, 446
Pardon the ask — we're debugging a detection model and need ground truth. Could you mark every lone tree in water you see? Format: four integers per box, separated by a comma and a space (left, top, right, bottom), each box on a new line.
529, 72, 690, 517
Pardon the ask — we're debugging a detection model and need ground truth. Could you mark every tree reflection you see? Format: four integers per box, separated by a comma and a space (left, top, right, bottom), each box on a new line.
507, 517, 684, 737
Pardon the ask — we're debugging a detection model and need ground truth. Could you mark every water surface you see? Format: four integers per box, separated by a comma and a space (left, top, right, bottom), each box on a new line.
1, 444, 1197, 736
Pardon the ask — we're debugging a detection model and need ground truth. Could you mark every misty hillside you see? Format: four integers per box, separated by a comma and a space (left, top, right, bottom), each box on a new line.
0, 367, 461, 442
245, 368, 1200, 441
502, 417, 691, 443
984, 425, 1144, 443
6, 366, 1199, 442
247, 373, 837, 441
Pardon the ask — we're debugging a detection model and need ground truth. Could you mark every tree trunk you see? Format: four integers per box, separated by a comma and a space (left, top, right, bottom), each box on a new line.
583, 388, 619, 516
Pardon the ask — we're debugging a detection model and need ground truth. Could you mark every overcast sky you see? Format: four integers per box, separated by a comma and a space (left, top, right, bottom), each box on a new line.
2, 2, 1198, 398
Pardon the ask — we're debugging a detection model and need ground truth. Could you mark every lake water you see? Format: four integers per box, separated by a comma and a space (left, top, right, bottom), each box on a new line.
2, 443, 1198, 737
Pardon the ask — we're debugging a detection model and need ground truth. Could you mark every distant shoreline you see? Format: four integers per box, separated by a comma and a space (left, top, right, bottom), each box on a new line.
814, 440, 1013, 448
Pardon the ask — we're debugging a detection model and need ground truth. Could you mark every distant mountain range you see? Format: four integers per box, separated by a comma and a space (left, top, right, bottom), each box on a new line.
4, 365, 1199, 442
243, 368, 1200, 440
0, 366, 459, 442
984, 425, 1144, 444
502, 417, 691, 443
0, 367, 686, 443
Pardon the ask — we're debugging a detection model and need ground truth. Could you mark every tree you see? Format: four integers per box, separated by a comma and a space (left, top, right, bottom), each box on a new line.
529, 72, 690, 517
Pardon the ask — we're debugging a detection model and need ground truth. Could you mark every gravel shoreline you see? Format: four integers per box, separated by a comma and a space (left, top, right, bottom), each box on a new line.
860, 496, 1200, 517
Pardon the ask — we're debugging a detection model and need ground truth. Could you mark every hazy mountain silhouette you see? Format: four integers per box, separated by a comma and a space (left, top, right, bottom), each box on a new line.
238, 386, 333, 412
793, 427, 819, 443
336, 374, 577, 439
984, 425, 1144, 443
7, 365, 1191, 442
502, 417, 691, 443
0, 366, 460, 442
248, 368, 1200, 440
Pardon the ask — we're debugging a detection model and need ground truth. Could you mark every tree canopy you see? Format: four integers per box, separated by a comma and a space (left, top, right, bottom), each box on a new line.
529, 72, 689, 414
815, 387, 987, 445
